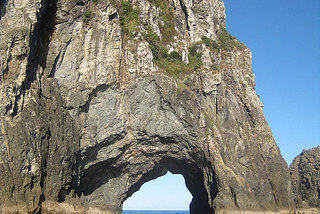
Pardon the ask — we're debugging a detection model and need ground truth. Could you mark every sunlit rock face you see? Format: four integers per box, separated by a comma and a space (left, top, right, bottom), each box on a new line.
290, 146, 320, 208
0, 0, 294, 213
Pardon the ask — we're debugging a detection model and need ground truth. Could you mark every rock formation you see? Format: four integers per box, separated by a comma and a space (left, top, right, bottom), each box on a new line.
0, 0, 294, 213
290, 146, 320, 208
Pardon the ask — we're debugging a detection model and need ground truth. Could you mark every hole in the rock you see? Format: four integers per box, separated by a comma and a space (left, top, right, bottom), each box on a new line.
109, 12, 117, 21
123, 172, 192, 212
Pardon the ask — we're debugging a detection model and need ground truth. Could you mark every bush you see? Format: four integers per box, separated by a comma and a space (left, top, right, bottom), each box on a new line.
169, 51, 182, 61
119, 1, 140, 37
218, 26, 234, 51
160, 46, 168, 58
121, 1, 133, 15
212, 40, 219, 51
188, 54, 202, 70
84, 10, 92, 18
83, 10, 94, 23
217, 26, 246, 51
149, 44, 159, 59
201, 36, 212, 47
197, 26, 247, 52
200, 35, 220, 52
147, 0, 160, 7
188, 43, 202, 70
189, 44, 198, 56
144, 32, 160, 46
157, 3, 177, 45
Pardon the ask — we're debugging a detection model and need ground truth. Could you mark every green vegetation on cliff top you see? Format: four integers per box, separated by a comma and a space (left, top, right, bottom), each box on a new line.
117, 1, 246, 79
201, 26, 246, 52
119, 1, 140, 38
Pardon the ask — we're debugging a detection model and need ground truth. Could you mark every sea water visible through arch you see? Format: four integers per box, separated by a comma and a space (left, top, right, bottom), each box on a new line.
123, 211, 189, 214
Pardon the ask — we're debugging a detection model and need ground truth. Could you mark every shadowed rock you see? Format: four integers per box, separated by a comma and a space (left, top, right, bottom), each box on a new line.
290, 146, 320, 208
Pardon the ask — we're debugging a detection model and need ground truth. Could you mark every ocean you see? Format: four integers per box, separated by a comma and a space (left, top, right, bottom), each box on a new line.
123, 211, 189, 214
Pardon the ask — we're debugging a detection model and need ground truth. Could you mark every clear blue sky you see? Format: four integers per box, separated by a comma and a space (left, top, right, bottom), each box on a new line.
123, 172, 192, 210
223, 0, 320, 165
124, 1, 320, 210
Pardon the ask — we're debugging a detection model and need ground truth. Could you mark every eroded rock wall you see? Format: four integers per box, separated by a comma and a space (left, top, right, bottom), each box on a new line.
0, 0, 294, 213
0, 0, 79, 212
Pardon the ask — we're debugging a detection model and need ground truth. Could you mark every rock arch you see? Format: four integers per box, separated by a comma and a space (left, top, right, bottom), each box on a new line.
77, 126, 217, 214
73, 75, 217, 213
122, 156, 216, 214
72, 74, 293, 214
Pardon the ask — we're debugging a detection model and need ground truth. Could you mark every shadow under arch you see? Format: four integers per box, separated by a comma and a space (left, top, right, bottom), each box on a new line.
77, 142, 218, 214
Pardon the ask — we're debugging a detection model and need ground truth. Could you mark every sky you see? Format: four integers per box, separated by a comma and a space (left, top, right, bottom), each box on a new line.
123, 1, 320, 210
123, 172, 192, 210
222, 0, 320, 165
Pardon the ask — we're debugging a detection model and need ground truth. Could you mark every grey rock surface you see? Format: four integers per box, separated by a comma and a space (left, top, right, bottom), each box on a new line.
290, 146, 320, 208
0, 0, 294, 213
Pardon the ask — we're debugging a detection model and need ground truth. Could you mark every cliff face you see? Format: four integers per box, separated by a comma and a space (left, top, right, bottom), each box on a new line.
0, 0, 293, 213
290, 146, 320, 208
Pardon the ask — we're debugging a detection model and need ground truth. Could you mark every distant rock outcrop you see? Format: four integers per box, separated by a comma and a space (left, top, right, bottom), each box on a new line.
290, 146, 320, 208
0, 0, 294, 213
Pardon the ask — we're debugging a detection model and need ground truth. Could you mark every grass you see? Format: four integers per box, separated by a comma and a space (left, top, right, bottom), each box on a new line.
159, 6, 177, 45
153, 52, 203, 79
199, 26, 247, 52
147, 0, 168, 8
169, 51, 182, 61
83, 10, 95, 23
218, 26, 246, 51
115, 1, 245, 81
119, 1, 140, 38
109, 0, 121, 9
146, 0, 177, 45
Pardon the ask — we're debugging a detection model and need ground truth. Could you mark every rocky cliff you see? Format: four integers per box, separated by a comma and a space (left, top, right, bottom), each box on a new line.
0, 0, 294, 213
290, 146, 320, 208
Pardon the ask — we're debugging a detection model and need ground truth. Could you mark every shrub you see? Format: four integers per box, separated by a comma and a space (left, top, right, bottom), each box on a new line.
188, 54, 202, 70
144, 31, 160, 46
160, 46, 168, 58
217, 26, 246, 51
189, 44, 198, 56
149, 44, 159, 59
201, 36, 212, 47
211, 41, 219, 51
218, 26, 234, 51
85, 10, 92, 18
121, 1, 133, 15
119, 1, 140, 37
147, 0, 160, 7
83, 10, 94, 23
197, 26, 247, 52
109, 0, 121, 9
188, 43, 202, 70
169, 51, 182, 61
